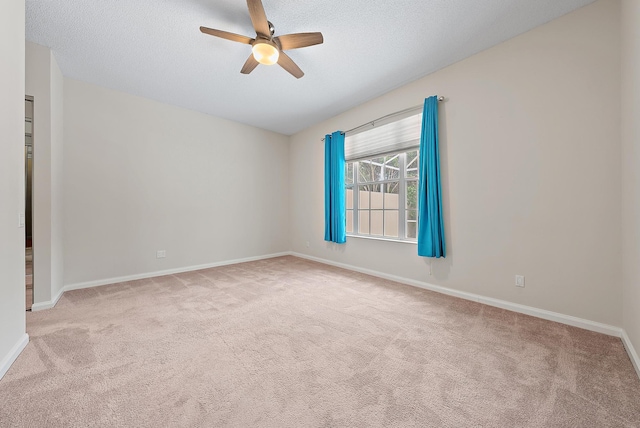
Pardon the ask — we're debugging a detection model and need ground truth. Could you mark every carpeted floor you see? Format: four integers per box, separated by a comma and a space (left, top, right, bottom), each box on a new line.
1, 256, 639, 427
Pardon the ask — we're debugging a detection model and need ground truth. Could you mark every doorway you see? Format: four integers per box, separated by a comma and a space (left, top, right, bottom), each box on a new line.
25, 96, 33, 311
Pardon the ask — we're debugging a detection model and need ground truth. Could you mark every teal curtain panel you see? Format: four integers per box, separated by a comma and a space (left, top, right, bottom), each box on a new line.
418, 96, 446, 257
324, 131, 346, 243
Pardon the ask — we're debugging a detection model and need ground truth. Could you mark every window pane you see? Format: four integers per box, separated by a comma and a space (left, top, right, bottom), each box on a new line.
384, 210, 399, 238
384, 182, 399, 209
407, 210, 417, 239
346, 187, 353, 209
406, 150, 419, 178
406, 180, 418, 210
346, 210, 353, 233
358, 185, 370, 209
359, 211, 370, 234
370, 157, 384, 181
358, 160, 373, 183
371, 186, 383, 209
383, 154, 400, 180
407, 221, 417, 239
345, 163, 354, 185
371, 210, 383, 236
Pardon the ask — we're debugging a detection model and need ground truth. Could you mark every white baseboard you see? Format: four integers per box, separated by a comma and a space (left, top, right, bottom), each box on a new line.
621, 329, 640, 379
31, 287, 65, 312
59, 252, 290, 295
0, 333, 29, 381
290, 252, 623, 337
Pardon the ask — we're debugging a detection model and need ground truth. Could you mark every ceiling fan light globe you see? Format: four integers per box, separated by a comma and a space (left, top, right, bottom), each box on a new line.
252, 42, 279, 65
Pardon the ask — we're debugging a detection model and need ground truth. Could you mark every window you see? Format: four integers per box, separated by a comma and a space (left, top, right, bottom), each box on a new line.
345, 149, 419, 241
343, 110, 422, 242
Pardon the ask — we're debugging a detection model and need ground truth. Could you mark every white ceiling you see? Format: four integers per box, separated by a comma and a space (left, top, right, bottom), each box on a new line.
25, 0, 595, 135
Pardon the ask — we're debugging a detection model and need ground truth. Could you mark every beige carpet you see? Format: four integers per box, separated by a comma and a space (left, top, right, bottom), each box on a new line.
1, 256, 639, 427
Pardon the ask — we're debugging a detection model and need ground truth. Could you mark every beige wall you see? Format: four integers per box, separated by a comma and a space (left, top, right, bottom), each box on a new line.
290, 0, 622, 326
63, 79, 290, 285
51, 52, 64, 300
621, 0, 640, 366
26, 42, 65, 305
0, 0, 26, 377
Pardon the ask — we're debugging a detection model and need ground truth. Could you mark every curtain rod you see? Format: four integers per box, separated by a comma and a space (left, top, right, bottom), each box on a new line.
321, 96, 445, 142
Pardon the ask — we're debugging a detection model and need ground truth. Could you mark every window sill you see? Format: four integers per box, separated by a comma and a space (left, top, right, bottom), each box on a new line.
346, 234, 417, 245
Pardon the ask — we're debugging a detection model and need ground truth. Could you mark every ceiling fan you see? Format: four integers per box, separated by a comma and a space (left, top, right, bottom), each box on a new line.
200, 0, 324, 79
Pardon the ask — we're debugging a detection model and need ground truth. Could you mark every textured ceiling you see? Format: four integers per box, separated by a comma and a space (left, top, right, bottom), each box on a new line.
25, 0, 595, 135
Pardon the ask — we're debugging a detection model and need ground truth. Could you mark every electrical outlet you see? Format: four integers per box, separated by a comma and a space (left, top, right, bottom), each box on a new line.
156, 250, 166, 259
515, 275, 525, 287
18, 213, 25, 228
305, 241, 310, 248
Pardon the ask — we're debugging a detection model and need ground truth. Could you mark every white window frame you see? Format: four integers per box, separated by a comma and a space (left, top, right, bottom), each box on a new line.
346, 149, 419, 243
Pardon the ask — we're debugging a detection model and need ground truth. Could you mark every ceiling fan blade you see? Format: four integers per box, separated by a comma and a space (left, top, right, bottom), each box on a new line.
275, 33, 324, 50
247, 0, 271, 37
200, 26, 254, 44
240, 54, 259, 74
277, 51, 304, 79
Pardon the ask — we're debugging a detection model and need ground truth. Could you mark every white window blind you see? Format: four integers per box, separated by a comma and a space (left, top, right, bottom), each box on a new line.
344, 111, 422, 161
